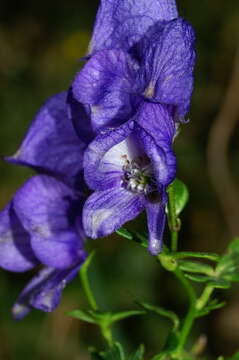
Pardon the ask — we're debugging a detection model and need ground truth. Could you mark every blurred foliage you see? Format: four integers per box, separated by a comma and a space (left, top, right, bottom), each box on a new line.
0, 0, 239, 359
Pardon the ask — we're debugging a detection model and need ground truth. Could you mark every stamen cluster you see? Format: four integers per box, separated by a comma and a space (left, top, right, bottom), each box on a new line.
121, 157, 154, 195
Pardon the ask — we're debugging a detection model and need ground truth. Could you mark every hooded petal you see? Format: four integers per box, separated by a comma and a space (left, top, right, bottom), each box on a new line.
83, 187, 145, 239
72, 50, 138, 132
6, 92, 85, 186
89, 0, 178, 55
136, 124, 176, 188
136, 101, 175, 146
12, 260, 86, 320
84, 120, 135, 190
146, 202, 166, 255
139, 18, 196, 118
0, 203, 38, 272
67, 88, 95, 144
13, 175, 85, 269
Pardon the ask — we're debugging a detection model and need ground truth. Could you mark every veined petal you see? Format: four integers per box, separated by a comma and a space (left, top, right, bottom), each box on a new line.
146, 202, 166, 255
72, 50, 138, 132
139, 18, 196, 118
136, 101, 176, 146
83, 187, 145, 239
136, 125, 176, 188
67, 88, 95, 144
13, 175, 85, 269
12, 260, 86, 320
6, 92, 85, 186
89, 0, 178, 54
0, 203, 38, 272
84, 120, 135, 190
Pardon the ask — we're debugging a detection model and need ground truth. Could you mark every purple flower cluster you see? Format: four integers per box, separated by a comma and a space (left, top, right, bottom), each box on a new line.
0, 0, 195, 318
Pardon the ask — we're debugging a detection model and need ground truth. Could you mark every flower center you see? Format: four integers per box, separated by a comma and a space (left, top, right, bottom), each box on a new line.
121, 156, 156, 195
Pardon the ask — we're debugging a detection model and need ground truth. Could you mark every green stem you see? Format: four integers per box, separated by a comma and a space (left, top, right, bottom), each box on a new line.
173, 268, 197, 356
196, 285, 214, 311
100, 324, 113, 347
80, 262, 98, 311
167, 184, 180, 252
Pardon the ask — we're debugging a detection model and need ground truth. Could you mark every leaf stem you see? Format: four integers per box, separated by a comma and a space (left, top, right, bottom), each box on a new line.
196, 285, 214, 311
167, 184, 180, 252
79, 253, 98, 311
173, 268, 197, 356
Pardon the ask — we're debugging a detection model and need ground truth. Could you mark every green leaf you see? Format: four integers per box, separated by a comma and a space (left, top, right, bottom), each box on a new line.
184, 274, 211, 283
208, 279, 231, 289
116, 228, 148, 248
138, 301, 179, 330
100, 342, 125, 360
196, 299, 226, 317
174, 251, 220, 262
111, 310, 145, 323
227, 351, 239, 360
216, 238, 239, 283
116, 228, 133, 240
128, 344, 145, 360
167, 178, 189, 216
163, 331, 179, 351
179, 260, 214, 276
67, 309, 96, 324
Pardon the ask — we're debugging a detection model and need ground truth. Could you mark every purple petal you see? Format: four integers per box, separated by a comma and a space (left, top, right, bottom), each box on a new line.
136, 101, 176, 146
72, 50, 138, 132
84, 120, 135, 190
146, 202, 166, 255
139, 18, 196, 118
67, 88, 95, 144
89, 0, 178, 54
12, 260, 86, 320
6, 92, 85, 186
0, 203, 38, 272
13, 175, 85, 269
136, 124, 176, 188
83, 187, 145, 239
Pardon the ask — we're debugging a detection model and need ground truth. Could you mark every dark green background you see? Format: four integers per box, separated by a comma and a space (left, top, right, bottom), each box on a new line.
0, 1, 239, 359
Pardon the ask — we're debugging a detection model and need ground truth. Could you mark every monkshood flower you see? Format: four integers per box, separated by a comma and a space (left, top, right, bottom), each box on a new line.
0, 93, 87, 319
67, 0, 195, 254
83, 111, 176, 255
69, 0, 195, 139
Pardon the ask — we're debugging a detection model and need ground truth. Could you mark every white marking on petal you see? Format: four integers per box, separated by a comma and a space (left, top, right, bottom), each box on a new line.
91, 209, 112, 238
102, 135, 141, 168
144, 82, 155, 98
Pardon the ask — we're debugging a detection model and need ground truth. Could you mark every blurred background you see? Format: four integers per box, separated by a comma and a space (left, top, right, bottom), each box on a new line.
0, 0, 239, 359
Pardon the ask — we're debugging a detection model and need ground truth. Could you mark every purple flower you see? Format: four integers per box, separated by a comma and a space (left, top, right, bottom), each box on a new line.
68, 0, 196, 254
0, 93, 87, 318
70, 2, 195, 139
83, 107, 176, 255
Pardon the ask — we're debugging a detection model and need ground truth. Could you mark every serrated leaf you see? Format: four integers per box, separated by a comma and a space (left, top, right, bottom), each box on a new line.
68, 309, 96, 324
100, 342, 125, 360
179, 260, 214, 276
167, 178, 189, 216
111, 310, 145, 323
138, 302, 179, 330
128, 344, 145, 360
